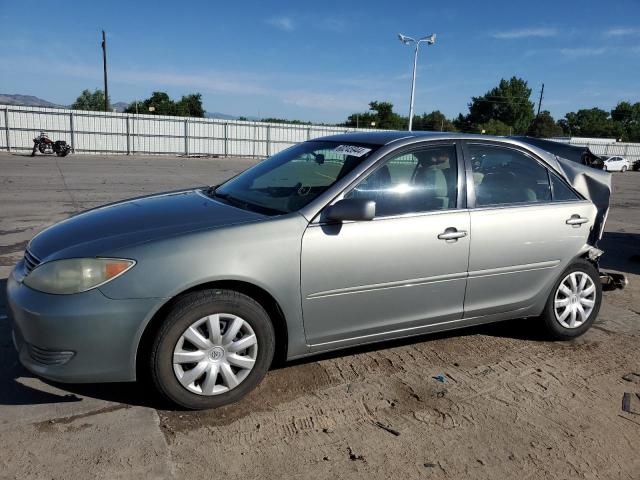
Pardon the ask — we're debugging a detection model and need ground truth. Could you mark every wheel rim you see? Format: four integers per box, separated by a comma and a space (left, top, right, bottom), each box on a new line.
173, 313, 258, 396
554, 272, 596, 329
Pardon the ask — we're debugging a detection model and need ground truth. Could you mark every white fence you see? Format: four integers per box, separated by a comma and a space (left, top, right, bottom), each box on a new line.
3, 104, 640, 162
550, 137, 640, 163
0, 104, 374, 157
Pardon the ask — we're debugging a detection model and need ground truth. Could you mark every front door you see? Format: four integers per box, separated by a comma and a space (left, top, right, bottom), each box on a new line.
300, 143, 471, 349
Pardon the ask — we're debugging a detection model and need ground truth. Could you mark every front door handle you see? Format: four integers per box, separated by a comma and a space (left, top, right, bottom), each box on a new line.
438, 227, 467, 242
566, 214, 588, 227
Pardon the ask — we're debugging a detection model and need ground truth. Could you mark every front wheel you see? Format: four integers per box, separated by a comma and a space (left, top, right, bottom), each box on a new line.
621, 165, 627, 172
150, 289, 275, 410
540, 259, 602, 340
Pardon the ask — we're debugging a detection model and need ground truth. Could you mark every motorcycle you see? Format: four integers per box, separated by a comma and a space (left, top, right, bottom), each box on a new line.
31, 132, 71, 157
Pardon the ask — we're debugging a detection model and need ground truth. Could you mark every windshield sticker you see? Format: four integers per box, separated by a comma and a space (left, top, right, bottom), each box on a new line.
333, 145, 372, 157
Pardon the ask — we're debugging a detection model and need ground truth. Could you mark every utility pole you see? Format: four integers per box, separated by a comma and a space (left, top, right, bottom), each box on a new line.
536, 83, 545, 116
101, 30, 109, 112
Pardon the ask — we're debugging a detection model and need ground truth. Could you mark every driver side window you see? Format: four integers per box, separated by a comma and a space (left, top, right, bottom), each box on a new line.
345, 145, 458, 217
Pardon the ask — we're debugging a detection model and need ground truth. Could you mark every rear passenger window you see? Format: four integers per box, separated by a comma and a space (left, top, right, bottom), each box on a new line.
345, 145, 458, 217
469, 144, 551, 206
550, 171, 581, 201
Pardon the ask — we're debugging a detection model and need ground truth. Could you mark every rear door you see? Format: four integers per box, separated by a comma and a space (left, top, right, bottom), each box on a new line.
462, 141, 596, 318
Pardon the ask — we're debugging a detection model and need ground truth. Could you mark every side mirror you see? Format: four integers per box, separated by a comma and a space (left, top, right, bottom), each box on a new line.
325, 198, 376, 222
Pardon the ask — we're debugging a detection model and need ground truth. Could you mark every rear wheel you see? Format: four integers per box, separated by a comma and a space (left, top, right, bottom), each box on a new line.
150, 289, 275, 410
541, 260, 602, 340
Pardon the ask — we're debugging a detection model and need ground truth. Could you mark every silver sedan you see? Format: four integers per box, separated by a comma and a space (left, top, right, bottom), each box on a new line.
7, 132, 612, 409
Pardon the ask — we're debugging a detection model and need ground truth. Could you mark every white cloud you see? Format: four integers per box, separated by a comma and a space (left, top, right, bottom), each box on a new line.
559, 47, 608, 58
492, 27, 558, 39
266, 16, 295, 32
604, 27, 640, 37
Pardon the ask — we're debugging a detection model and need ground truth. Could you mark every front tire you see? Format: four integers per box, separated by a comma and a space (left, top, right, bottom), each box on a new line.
541, 259, 602, 340
150, 289, 275, 410
621, 165, 627, 172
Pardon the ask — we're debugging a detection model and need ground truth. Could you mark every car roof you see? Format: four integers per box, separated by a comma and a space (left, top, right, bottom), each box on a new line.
312, 130, 463, 145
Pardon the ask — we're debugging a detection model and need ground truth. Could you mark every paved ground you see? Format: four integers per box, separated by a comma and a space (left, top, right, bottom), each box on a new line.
0, 152, 639, 480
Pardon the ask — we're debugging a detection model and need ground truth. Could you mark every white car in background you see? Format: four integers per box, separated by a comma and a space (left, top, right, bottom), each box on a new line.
602, 156, 630, 172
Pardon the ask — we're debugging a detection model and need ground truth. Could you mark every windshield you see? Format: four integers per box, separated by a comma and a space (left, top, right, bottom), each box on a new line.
212, 141, 379, 215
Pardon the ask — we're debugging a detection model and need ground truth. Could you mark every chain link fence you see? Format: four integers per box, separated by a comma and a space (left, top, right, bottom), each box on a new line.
0, 105, 376, 157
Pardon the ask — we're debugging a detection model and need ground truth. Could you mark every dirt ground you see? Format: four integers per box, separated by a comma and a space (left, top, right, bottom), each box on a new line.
0, 152, 638, 480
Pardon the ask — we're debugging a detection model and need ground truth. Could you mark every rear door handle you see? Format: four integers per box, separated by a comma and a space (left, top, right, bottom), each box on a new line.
438, 227, 467, 241
566, 214, 588, 227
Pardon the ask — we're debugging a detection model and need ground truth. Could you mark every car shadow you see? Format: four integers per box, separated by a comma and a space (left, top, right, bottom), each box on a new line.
598, 231, 640, 276
0, 277, 164, 408
0, 272, 543, 410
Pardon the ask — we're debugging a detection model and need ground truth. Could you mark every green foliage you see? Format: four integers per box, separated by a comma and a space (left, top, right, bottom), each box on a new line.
457, 77, 535, 134
478, 119, 513, 136
72, 89, 110, 112
176, 94, 205, 117
124, 91, 205, 117
261, 117, 311, 124
412, 110, 456, 132
345, 101, 406, 129
611, 101, 640, 142
527, 111, 564, 138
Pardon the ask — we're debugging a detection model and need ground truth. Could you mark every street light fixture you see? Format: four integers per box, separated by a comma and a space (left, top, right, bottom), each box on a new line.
397, 32, 436, 131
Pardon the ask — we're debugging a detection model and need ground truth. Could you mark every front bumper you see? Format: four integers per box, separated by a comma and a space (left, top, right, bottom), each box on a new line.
7, 267, 161, 383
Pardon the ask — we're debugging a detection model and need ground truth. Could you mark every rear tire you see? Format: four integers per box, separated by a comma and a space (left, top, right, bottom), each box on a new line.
150, 289, 275, 410
540, 259, 602, 340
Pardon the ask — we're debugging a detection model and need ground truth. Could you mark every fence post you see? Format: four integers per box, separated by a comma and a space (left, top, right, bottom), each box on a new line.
307, 127, 311, 140
224, 123, 229, 157
3, 108, 10, 152
266, 125, 271, 156
69, 112, 75, 153
184, 119, 189, 156
126, 116, 131, 155
252, 124, 256, 158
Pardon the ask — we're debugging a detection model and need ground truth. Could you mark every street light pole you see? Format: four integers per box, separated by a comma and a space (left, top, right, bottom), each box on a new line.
398, 33, 436, 131
101, 30, 109, 112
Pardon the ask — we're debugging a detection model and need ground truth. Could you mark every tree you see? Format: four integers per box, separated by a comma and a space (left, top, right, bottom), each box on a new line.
527, 111, 564, 138
611, 101, 640, 142
412, 110, 456, 132
176, 93, 205, 118
345, 101, 405, 129
124, 91, 205, 117
562, 108, 617, 139
72, 89, 110, 111
477, 119, 512, 136
457, 77, 535, 134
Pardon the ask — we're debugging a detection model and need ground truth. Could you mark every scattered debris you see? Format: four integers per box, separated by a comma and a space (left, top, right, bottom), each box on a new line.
622, 392, 640, 415
423, 463, 436, 468
622, 372, 640, 383
374, 421, 400, 437
432, 374, 447, 383
347, 447, 364, 461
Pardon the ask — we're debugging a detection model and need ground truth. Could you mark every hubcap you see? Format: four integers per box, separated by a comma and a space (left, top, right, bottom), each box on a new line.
173, 313, 258, 396
554, 272, 596, 329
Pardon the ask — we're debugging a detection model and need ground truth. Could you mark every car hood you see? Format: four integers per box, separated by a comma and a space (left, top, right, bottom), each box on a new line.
28, 189, 265, 261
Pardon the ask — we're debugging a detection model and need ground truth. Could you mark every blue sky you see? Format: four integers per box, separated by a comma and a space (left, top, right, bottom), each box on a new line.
0, 0, 638, 123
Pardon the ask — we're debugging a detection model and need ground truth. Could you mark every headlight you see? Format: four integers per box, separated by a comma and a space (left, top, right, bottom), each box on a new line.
23, 258, 135, 295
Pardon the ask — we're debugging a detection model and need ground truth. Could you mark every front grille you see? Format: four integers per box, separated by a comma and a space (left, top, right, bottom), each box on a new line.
26, 343, 75, 366
23, 249, 41, 275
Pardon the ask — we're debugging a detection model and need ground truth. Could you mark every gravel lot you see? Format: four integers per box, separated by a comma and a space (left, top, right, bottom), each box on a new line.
0, 152, 639, 479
